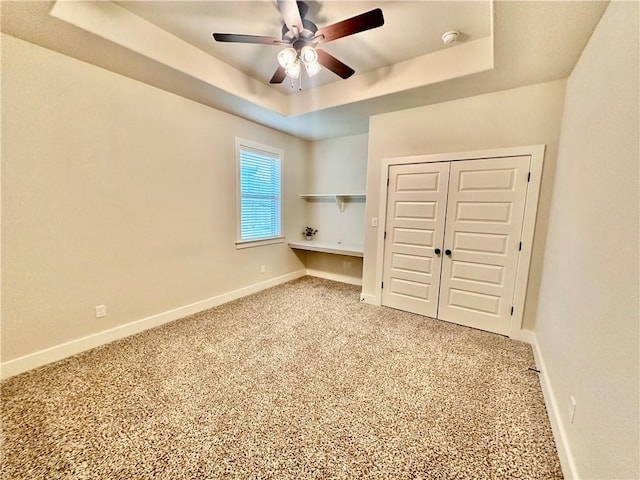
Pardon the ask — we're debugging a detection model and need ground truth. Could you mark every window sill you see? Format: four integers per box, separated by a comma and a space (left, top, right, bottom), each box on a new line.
236, 237, 284, 249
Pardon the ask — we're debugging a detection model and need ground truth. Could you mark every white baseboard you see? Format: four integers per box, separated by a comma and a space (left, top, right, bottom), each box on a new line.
359, 293, 380, 305
305, 268, 362, 286
1, 269, 306, 380
515, 328, 535, 344
522, 330, 578, 480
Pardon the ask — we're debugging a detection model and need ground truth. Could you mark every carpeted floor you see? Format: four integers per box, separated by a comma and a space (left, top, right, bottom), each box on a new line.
1, 276, 562, 479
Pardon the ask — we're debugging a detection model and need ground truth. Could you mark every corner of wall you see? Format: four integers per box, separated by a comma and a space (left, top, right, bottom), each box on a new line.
522, 330, 578, 479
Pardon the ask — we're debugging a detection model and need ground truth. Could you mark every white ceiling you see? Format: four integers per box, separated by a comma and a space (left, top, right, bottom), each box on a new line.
1, 1, 608, 140
116, 1, 492, 94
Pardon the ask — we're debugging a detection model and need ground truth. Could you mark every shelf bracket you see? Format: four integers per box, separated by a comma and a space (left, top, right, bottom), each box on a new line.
334, 195, 346, 212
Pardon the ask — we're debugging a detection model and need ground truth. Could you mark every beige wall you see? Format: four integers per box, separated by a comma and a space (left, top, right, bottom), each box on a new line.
533, 2, 639, 478
305, 133, 367, 246
307, 134, 368, 196
302, 134, 368, 284
362, 80, 567, 330
1, 34, 309, 362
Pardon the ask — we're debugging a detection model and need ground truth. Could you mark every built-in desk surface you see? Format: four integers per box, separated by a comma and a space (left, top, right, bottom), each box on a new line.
288, 241, 364, 258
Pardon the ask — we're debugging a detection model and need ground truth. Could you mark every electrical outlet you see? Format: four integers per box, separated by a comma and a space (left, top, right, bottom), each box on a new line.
95, 305, 106, 319
569, 396, 577, 424
260, 265, 266, 274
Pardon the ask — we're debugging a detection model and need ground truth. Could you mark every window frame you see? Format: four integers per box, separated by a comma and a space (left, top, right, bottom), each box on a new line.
235, 137, 284, 249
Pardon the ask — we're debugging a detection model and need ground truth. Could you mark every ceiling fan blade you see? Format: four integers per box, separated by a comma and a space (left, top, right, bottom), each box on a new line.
269, 66, 287, 84
213, 33, 286, 45
316, 49, 355, 79
315, 9, 384, 44
276, 0, 304, 36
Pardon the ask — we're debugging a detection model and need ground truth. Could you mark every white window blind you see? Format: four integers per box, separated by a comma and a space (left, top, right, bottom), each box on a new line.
238, 143, 282, 243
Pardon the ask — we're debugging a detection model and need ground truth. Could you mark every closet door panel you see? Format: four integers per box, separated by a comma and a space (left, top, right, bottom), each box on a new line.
437, 156, 530, 335
381, 162, 450, 317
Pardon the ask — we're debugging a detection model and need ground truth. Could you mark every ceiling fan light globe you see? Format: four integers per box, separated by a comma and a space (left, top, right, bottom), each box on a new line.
304, 61, 321, 77
300, 46, 318, 65
285, 60, 301, 79
277, 47, 297, 68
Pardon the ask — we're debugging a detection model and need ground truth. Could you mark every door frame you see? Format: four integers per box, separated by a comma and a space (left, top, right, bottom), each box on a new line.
373, 145, 546, 339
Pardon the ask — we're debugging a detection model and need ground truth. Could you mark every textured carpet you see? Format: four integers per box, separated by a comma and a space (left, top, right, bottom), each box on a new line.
1, 277, 562, 479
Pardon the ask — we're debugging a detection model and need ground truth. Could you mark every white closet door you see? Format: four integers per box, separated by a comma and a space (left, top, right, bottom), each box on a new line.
437, 156, 530, 335
381, 162, 450, 317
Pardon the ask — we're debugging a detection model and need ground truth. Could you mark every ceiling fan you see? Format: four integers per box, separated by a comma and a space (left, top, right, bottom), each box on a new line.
213, 0, 384, 84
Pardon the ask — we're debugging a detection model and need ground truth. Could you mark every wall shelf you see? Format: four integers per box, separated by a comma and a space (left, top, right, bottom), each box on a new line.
288, 241, 364, 258
300, 193, 366, 212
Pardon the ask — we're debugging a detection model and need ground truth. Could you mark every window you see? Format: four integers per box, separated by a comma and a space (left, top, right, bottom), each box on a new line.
236, 138, 283, 248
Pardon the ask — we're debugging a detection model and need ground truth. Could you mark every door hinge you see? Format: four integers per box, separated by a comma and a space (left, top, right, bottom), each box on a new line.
510, 306, 514, 315
386, 178, 390, 187
381, 282, 384, 289
519, 242, 522, 251
384, 231, 387, 239
527, 172, 531, 182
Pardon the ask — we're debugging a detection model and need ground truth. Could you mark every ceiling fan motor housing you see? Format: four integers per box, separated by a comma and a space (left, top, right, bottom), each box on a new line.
281, 19, 318, 43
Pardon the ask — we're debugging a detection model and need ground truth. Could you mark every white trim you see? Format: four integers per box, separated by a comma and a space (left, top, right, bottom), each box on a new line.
359, 293, 379, 305
522, 330, 578, 480
305, 268, 363, 286
236, 236, 284, 249
375, 145, 545, 339
0, 269, 306, 380
508, 145, 545, 338
515, 328, 535, 344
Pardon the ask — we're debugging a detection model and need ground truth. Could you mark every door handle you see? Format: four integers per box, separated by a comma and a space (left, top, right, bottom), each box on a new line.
434, 248, 441, 255
445, 249, 452, 256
